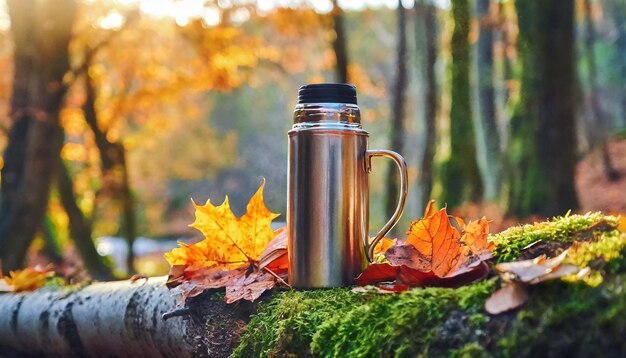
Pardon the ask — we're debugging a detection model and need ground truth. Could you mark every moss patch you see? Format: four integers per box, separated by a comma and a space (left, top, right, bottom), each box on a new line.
232, 214, 626, 357
232, 289, 366, 357
490, 212, 618, 262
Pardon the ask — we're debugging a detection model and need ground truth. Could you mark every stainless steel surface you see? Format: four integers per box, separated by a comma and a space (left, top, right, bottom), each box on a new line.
364, 150, 408, 261
287, 102, 408, 288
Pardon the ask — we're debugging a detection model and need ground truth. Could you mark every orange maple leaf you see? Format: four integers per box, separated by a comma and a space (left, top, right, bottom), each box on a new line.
406, 208, 493, 277
406, 208, 463, 277
164, 180, 280, 269
1, 266, 54, 292
357, 202, 494, 288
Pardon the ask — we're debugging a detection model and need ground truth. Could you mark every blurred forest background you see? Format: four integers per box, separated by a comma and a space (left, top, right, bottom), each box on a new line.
0, 0, 625, 279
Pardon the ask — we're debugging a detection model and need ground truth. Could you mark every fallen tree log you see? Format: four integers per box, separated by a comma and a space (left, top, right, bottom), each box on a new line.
0, 277, 193, 357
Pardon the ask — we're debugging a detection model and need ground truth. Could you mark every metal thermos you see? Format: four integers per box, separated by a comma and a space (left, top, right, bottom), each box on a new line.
287, 83, 408, 288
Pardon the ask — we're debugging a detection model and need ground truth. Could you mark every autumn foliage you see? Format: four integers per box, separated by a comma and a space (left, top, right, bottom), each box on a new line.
164, 181, 288, 303
356, 201, 494, 290
0, 265, 55, 292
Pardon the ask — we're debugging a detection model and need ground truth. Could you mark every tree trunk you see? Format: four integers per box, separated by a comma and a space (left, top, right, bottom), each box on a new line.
41, 215, 63, 265
57, 161, 115, 281
331, 0, 349, 84
492, 0, 516, 152
0, 277, 193, 357
604, 0, 626, 128
581, 0, 619, 181
440, 0, 482, 209
471, 0, 502, 201
83, 70, 137, 275
414, 0, 439, 213
385, 0, 409, 219
508, 0, 579, 217
0, 0, 76, 272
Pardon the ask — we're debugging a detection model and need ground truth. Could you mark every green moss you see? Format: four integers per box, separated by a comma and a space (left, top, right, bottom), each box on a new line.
490, 212, 618, 262
311, 281, 493, 357
234, 280, 494, 357
495, 278, 626, 357
231, 214, 626, 357
232, 289, 366, 357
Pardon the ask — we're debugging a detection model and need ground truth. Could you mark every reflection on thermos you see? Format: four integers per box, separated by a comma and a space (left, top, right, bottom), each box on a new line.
287, 83, 408, 288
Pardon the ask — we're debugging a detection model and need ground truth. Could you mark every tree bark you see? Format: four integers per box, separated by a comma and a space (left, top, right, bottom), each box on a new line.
83, 70, 137, 275
0, 277, 193, 357
440, 0, 482, 209
0, 0, 76, 272
57, 161, 115, 281
41, 215, 64, 266
414, 0, 439, 213
331, 0, 349, 84
604, 0, 626, 128
471, 0, 502, 201
581, 0, 619, 181
385, 0, 408, 219
508, 0, 579, 216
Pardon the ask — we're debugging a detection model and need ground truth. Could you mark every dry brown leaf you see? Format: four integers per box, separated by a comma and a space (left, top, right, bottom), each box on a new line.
485, 282, 528, 315
259, 227, 287, 270
495, 250, 579, 284
487, 251, 583, 315
385, 242, 430, 271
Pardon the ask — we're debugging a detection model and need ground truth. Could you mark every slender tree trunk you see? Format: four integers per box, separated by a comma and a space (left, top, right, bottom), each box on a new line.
604, 0, 626, 128
415, 0, 439, 213
581, 0, 619, 181
493, 0, 516, 151
471, 0, 502, 201
440, 0, 482, 209
57, 161, 115, 281
0, 0, 76, 272
385, 0, 408, 219
83, 70, 137, 274
508, 0, 579, 217
41, 215, 63, 265
331, 0, 349, 84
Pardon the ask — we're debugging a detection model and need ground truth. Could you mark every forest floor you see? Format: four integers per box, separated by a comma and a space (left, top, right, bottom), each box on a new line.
577, 138, 626, 214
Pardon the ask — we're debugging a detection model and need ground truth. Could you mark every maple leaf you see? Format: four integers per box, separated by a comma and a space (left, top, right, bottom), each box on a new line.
373, 237, 395, 257
164, 181, 287, 304
165, 180, 280, 269
356, 203, 493, 289
1, 266, 54, 292
406, 208, 463, 277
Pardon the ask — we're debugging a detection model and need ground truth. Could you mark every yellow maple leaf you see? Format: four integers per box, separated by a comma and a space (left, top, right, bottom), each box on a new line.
164, 181, 280, 268
3, 266, 53, 292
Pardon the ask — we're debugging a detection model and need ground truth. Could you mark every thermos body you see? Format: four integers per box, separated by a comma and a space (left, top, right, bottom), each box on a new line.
287, 126, 369, 288
287, 83, 408, 288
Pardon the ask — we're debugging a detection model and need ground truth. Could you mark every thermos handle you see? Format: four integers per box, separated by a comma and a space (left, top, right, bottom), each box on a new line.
364, 149, 408, 262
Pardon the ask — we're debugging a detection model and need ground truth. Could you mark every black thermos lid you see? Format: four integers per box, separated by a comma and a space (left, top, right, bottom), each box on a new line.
297, 83, 357, 105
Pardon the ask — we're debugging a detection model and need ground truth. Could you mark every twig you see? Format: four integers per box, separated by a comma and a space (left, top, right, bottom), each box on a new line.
263, 266, 291, 289
162, 307, 190, 321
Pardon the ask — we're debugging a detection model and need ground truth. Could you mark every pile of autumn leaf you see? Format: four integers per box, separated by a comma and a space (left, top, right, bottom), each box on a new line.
164, 182, 500, 304
164, 182, 604, 311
